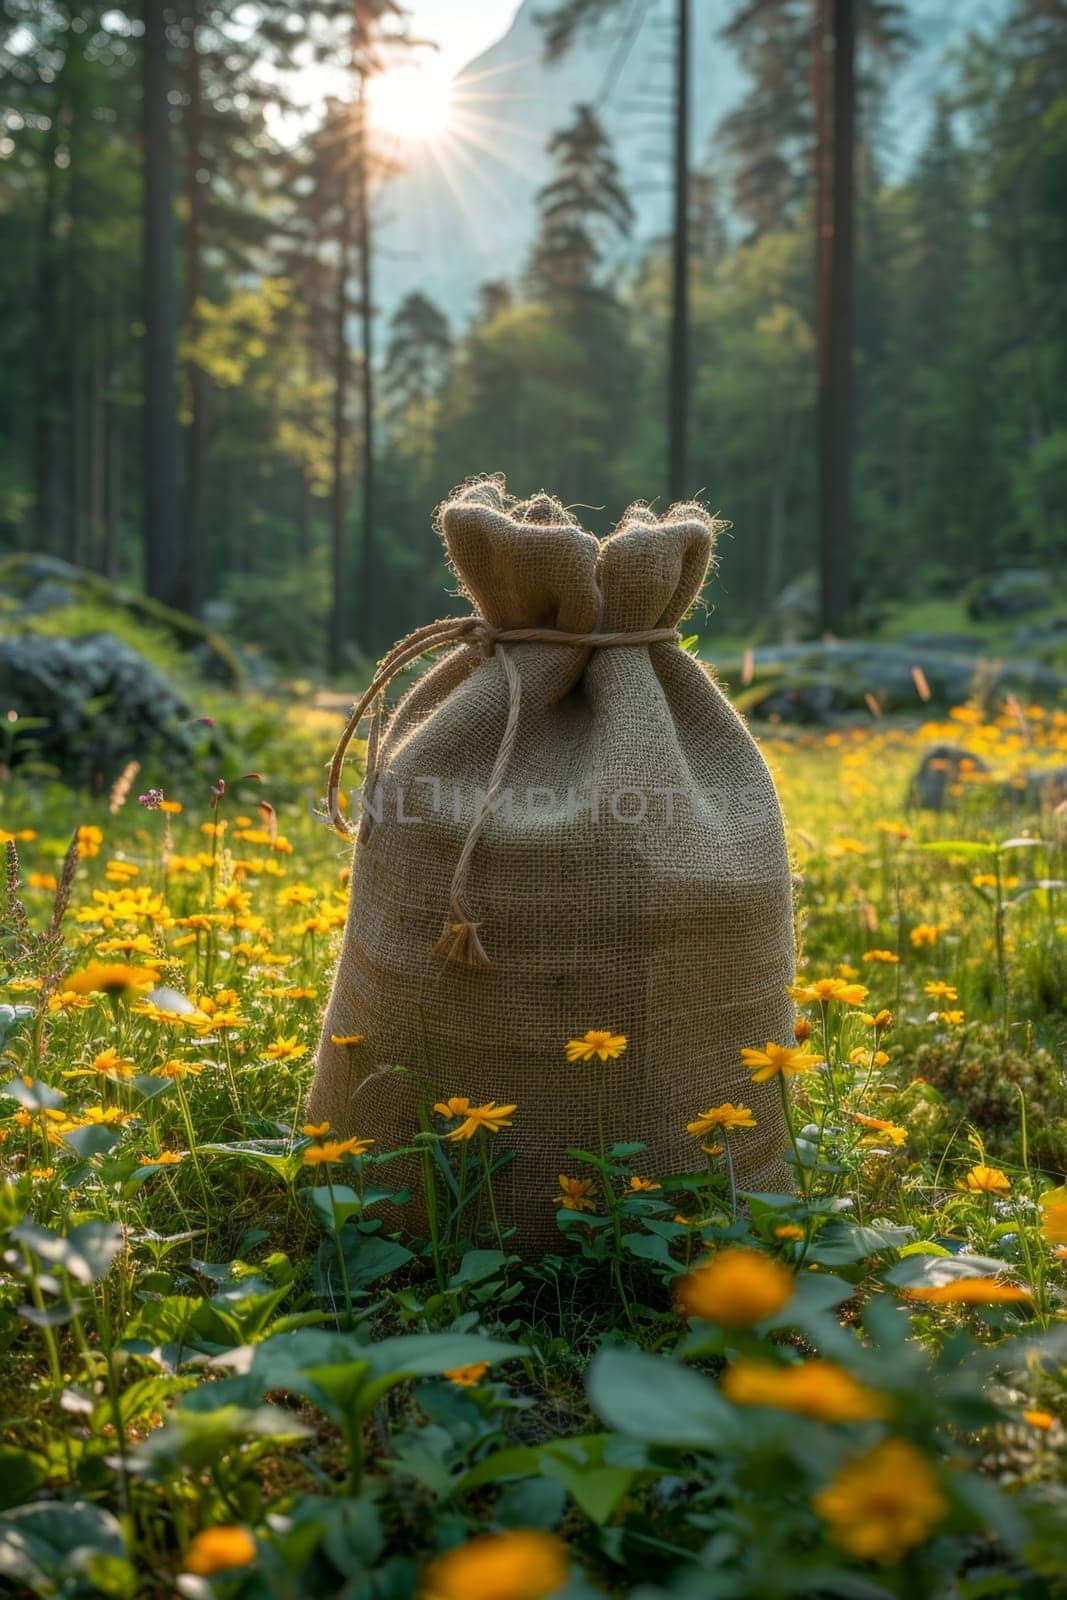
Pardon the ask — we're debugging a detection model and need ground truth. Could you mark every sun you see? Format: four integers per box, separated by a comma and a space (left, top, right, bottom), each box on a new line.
367, 63, 452, 142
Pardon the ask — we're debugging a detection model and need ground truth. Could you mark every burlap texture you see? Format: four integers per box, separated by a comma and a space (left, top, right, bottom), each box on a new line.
310, 478, 796, 1249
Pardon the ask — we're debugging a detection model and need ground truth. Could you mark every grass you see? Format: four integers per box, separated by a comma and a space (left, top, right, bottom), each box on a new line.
0, 693, 1065, 1599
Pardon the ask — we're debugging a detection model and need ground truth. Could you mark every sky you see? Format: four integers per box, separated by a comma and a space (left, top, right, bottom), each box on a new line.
406, 1, 523, 78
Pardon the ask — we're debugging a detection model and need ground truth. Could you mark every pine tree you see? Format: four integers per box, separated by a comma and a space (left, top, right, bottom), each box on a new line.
527, 104, 633, 297
385, 293, 452, 411
720, 0, 911, 237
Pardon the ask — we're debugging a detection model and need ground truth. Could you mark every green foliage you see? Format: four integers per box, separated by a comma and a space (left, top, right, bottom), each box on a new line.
0, 698, 1064, 1596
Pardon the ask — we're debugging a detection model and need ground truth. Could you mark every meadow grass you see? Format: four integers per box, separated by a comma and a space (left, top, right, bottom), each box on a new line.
0, 698, 1064, 1599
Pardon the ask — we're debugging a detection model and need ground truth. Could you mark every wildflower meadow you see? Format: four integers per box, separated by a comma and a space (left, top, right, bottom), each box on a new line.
0, 696, 1064, 1600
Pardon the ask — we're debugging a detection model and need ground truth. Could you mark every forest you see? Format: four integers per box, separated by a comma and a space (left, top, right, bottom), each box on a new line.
1, 0, 1063, 670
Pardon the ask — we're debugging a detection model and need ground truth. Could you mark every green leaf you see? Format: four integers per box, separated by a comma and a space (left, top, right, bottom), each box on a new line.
61, 1123, 123, 1160
620, 1231, 680, 1270
0, 1501, 125, 1592
1, 1076, 65, 1112
200, 1140, 305, 1186
12, 1219, 123, 1285
0, 1445, 48, 1511
449, 1249, 513, 1287
134, 1403, 310, 1471
308, 1183, 364, 1231
586, 1348, 732, 1447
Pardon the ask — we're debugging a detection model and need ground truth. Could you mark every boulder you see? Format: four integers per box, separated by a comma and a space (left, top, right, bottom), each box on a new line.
0, 554, 241, 684
0, 630, 219, 788
722, 640, 1067, 724
909, 744, 992, 810
966, 569, 1054, 622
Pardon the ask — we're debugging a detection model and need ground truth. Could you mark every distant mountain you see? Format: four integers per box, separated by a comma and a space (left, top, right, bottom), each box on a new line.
374, 0, 1011, 329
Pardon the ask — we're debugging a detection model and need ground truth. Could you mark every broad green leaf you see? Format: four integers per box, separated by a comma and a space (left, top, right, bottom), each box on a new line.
12, 1219, 123, 1285
449, 1249, 513, 1287
61, 1123, 123, 1160
133, 1403, 310, 1471
1, 1076, 65, 1112
0, 1501, 124, 1591
200, 1140, 306, 1186
0, 1445, 48, 1511
586, 1348, 732, 1447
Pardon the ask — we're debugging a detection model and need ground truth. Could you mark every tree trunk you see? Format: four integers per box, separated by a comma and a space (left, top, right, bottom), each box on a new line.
181, 0, 206, 614
67, 181, 87, 567
297, 466, 313, 561
765, 471, 787, 607
89, 306, 106, 571
816, 0, 855, 634
667, 0, 690, 502
33, 116, 63, 553
103, 296, 124, 580
355, 77, 377, 658
142, 0, 181, 603
328, 169, 353, 675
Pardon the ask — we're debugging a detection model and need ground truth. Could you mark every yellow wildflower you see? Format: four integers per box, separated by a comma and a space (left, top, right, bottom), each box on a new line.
263, 1035, 307, 1063
852, 1113, 907, 1147
924, 980, 957, 1000
862, 949, 899, 964
741, 1042, 823, 1083
90, 1049, 137, 1080
184, 1526, 256, 1576
556, 1175, 597, 1213
675, 1248, 794, 1329
434, 1097, 473, 1119
447, 1102, 517, 1141
151, 1059, 205, 1080
861, 1009, 894, 1032
302, 1137, 374, 1166
76, 824, 103, 859
961, 1164, 1011, 1196
420, 1529, 568, 1600
686, 1103, 757, 1137
910, 922, 947, 948
444, 1362, 490, 1388
814, 1439, 947, 1563
788, 977, 869, 1006
722, 1359, 887, 1423
63, 962, 160, 997
565, 1029, 627, 1063
1039, 1188, 1067, 1247
627, 1175, 660, 1192
905, 1277, 1031, 1305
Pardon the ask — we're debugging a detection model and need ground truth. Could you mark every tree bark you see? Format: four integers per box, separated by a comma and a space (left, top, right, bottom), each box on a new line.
33, 115, 63, 553
355, 76, 377, 658
103, 295, 124, 580
181, 0, 206, 614
667, 0, 690, 502
817, 0, 855, 634
328, 158, 353, 675
142, 0, 181, 603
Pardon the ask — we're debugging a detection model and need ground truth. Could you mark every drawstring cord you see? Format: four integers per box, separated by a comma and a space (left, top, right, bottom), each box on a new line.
326, 615, 681, 966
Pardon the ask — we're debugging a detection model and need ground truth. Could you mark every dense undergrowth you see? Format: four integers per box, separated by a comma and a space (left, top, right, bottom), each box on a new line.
0, 696, 1065, 1599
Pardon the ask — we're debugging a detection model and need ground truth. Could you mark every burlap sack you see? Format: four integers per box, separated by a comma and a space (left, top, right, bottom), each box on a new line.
310, 478, 796, 1248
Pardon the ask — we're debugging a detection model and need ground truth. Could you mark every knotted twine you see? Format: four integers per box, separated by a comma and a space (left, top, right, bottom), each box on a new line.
326, 615, 681, 968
